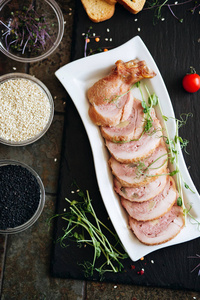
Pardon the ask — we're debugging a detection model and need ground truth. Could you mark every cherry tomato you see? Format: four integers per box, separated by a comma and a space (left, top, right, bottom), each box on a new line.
182, 72, 200, 93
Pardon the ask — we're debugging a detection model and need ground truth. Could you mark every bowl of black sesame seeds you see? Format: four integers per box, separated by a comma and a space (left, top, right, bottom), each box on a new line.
0, 0, 64, 63
0, 72, 54, 146
0, 159, 45, 234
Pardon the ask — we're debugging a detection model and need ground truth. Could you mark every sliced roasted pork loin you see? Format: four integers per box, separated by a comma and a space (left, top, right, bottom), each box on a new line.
109, 140, 168, 187
101, 98, 145, 142
105, 116, 162, 163
121, 176, 177, 221
129, 205, 185, 245
88, 91, 133, 127
87, 59, 156, 107
114, 175, 168, 202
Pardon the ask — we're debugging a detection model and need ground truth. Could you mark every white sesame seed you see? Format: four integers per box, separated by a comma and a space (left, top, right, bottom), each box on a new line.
135, 19, 138, 21
114, 285, 117, 289
105, 38, 108, 41
64, 21, 66, 25
93, 33, 96, 36
63, 208, 66, 212
174, 1, 178, 4
161, 18, 165, 21
12, 67, 16, 70
71, 191, 75, 193
109, 38, 112, 42
107, 28, 110, 32
54, 158, 57, 162
69, 12, 72, 16
82, 33, 85, 36
151, 260, 154, 264
0, 78, 51, 142
138, 28, 141, 32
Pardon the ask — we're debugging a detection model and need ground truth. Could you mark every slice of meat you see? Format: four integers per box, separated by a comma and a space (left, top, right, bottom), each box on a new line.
100, 98, 145, 142
128, 205, 185, 245
114, 174, 168, 202
88, 59, 156, 106
121, 176, 177, 221
105, 117, 162, 163
88, 91, 133, 127
109, 140, 168, 187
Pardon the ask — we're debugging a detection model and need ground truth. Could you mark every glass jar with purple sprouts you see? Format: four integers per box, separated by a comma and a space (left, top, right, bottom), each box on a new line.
0, 0, 64, 63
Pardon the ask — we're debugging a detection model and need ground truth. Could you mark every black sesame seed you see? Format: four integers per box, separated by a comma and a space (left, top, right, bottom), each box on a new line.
0, 164, 41, 230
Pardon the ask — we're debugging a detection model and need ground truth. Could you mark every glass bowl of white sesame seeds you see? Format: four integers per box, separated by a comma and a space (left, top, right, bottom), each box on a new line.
0, 72, 54, 146
0, 0, 64, 63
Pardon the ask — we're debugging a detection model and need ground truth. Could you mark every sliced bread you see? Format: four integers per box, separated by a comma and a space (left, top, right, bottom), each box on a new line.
104, 0, 117, 4
117, 0, 146, 14
81, 0, 115, 23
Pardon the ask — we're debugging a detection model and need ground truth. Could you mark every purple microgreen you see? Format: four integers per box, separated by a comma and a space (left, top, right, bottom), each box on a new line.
167, 4, 183, 22
188, 254, 200, 276
0, 4, 53, 55
144, 0, 197, 23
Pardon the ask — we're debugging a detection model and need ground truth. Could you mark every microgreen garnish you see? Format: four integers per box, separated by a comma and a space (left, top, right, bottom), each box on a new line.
104, 83, 136, 104
135, 82, 158, 135
143, 87, 158, 133
48, 187, 128, 280
184, 205, 200, 230
0, 5, 53, 55
144, 0, 196, 24
188, 254, 200, 276
131, 151, 168, 179
177, 197, 182, 206
83, 27, 111, 57
156, 96, 194, 210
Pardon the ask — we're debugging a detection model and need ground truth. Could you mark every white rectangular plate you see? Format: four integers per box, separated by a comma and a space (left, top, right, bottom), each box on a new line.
55, 36, 200, 261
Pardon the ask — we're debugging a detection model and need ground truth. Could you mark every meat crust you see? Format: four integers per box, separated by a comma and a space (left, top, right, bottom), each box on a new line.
105, 116, 162, 163
100, 98, 145, 141
128, 205, 185, 245
114, 175, 168, 202
109, 140, 168, 187
88, 59, 156, 106
121, 176, 178, 221
88, 91, 133, 127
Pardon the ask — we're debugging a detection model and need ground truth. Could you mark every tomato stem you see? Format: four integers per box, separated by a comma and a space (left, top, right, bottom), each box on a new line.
189, 66, 196, 74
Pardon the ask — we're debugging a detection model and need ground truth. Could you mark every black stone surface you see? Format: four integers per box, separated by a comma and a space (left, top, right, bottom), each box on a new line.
51, 0, 200, 291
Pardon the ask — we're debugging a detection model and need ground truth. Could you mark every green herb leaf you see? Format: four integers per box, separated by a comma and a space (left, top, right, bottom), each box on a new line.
162, 115, 168, 121
177, 197, 182, 206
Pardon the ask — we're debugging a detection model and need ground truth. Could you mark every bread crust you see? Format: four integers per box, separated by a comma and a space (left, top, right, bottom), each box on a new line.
104, 0, 117, 4
81, 0, 115, 23
117, 0, 146, 14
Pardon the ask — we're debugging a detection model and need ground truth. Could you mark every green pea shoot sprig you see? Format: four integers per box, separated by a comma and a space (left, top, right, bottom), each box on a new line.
48, 187, 128, 280
135, 83, 196, 211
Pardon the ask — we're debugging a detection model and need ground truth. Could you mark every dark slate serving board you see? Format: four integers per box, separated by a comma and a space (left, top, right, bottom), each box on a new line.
51, 0, 200, 290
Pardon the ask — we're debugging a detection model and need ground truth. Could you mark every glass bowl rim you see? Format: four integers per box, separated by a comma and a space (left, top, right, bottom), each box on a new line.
0, 72, 54, 146
0, 159, 45, 234
0, 0, 64, 63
